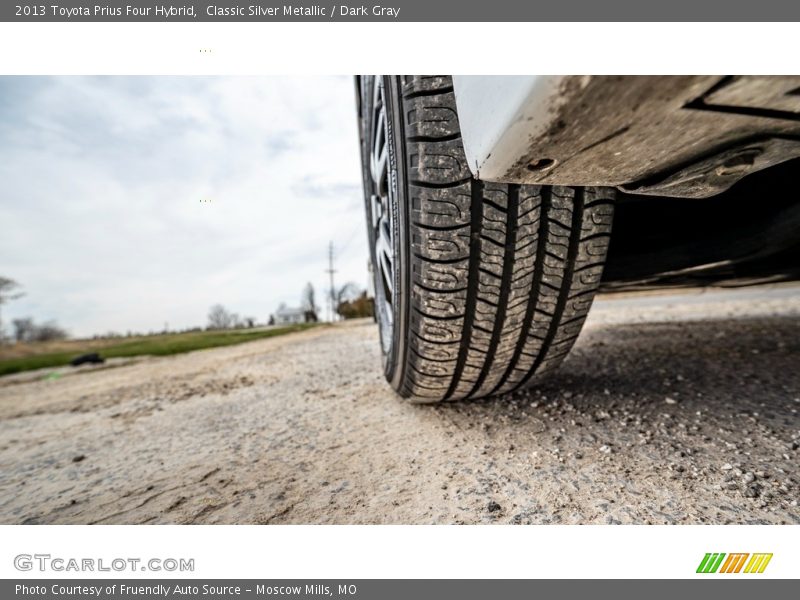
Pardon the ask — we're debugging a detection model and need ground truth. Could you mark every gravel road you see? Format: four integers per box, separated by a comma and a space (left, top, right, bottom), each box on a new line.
1, 286, 799, 524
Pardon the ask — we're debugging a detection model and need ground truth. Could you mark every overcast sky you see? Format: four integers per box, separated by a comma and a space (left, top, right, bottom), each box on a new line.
0, 76, 367, 338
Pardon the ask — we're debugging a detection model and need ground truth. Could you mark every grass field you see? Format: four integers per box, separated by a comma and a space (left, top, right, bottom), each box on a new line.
0, 323, 321, 377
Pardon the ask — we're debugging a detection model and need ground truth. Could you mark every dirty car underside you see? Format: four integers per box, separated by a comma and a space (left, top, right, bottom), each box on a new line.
606, 158, 800, 291
453, 76, 800, 291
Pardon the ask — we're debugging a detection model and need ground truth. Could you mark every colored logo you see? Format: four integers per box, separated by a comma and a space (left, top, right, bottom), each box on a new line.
696, 553, 773, 574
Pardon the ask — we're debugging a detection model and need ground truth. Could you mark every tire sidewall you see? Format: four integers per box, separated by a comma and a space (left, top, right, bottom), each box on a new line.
383, 76, 411, 391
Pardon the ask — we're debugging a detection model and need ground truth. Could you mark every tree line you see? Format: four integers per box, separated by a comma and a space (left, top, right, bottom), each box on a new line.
0, 276, 69, 343
0, 275, 375, 345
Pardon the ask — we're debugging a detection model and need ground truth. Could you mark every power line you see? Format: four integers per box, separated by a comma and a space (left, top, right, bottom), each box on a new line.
335, 222, 366, 258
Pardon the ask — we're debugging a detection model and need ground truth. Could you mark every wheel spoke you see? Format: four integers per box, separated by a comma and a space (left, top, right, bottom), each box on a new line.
370, 194, 382, 228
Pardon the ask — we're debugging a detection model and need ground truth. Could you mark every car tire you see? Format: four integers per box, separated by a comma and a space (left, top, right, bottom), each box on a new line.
359, 75, 615, 401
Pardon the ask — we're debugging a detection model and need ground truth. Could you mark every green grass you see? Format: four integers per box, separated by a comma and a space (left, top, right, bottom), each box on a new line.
0, 323, 321, 377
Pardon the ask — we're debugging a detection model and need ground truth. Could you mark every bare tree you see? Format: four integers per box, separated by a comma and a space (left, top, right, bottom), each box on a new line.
301, 282, 318, 322
207, 304, 234, 330
31, 321, 68, 342
336, 282, 359, 305
12, 317, 34, 343
335, 283, 361, 319
0, 277, 24, 342
10, 316, 68, 343
301, 282, 317, 311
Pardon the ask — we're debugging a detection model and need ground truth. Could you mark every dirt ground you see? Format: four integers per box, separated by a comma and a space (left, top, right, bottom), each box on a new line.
1, 286, 799, 524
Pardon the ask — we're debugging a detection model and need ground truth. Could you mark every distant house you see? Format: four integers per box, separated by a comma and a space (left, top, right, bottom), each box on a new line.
273, 305, 315, 325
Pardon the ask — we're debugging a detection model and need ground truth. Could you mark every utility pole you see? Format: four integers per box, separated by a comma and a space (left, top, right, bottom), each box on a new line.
326, 241, 337, 322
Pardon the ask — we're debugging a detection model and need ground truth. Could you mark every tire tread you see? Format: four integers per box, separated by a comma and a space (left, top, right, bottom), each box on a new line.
391, 76, 614, 401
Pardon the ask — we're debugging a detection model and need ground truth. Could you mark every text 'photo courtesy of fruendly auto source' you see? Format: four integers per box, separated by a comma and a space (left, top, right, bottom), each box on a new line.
1, 75, 799, 526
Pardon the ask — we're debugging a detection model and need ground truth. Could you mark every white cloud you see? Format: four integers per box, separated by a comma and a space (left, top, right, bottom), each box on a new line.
0, 76, 368, 337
